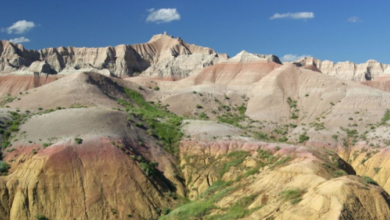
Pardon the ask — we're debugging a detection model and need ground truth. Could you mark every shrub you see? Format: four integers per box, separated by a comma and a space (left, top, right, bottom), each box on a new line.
380, 109, 390, 125
75, 138, 83, 144
43, 143, 52, 148
153, 86, 160, 91
237, 104, 246, 115
199, 112, 209, 119
163, 207, 171, 215
253, 131, 268, 141
139, 162, 156, 177
0, 161, 10, 173
287, 97, 297, 108
299, 133, 309, 143
361, 175, 378, 185
334, 169, 347, 177
278, 137, 288, 142
196, 104, 203, 109
258, 149, 272, 159
35, 215, 48, 220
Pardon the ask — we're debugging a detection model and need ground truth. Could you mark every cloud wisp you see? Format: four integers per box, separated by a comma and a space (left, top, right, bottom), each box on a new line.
281, 54, 311, 62
146, 8, 180, 23
270, 12, 314, 20
9, 37, 30, 44
5, 20, 36, 34
348, 16, 361, 23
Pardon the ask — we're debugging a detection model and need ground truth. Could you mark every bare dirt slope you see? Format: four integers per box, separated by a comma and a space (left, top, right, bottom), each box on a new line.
361, 75, 390, 92
6, 72, 145, 111
0, 74, 58, 97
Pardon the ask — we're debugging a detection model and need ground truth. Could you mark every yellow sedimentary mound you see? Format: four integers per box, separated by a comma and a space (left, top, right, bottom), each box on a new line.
165, 139, 390, 219
0, 108, 183, 220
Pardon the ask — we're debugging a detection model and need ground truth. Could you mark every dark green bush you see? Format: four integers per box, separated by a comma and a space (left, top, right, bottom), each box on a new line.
75, 138, 83, 144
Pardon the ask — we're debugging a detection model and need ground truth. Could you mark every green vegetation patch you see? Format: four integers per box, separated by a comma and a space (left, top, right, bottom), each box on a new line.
280, 189, 305, 205
299, 133, 309, 143
217, 112, 245, 127
1, 111, 29, 156
0, 161, 10, 175
361, 175, 378, 186
119, 88, 183, 156
380, 109, 390, 125
219, 151, 250, 178
139, 161, 157, 177
161, 181, 239, 220
207, 194, 260, 220
75, 138, 83, 144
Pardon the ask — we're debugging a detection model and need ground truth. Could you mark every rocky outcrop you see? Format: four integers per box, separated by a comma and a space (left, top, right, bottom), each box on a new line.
27, 61, 51, 73
161, 139, 390, 220
0, 33, 228, 78
227, 50, 281, 64
292, 57, 390, 81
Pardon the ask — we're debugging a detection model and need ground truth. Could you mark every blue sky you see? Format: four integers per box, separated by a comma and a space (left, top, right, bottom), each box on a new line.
1, 0, 389, 63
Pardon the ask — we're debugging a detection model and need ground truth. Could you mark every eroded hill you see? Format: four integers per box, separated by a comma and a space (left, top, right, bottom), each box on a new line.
1, 34, 390, 220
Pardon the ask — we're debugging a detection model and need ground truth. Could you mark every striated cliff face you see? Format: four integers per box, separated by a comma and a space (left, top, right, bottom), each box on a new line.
0, 33, 228, 78
291, 57, 390, 81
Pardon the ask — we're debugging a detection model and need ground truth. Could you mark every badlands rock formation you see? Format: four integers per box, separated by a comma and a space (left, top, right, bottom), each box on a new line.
0, 33, 227, 78
361, 67, 390, 92
292, 57, 390, 81
127, 54, 390, 193
2, 34, 390, 219
0, 73, 185, 220
163, 122, 390, 220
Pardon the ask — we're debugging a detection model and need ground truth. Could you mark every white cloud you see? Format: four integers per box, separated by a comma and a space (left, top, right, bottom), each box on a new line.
270, 12, 314, 20
348, 16, 361, 22
281, 54, 311, 62
9, 37, 30, 44
6, 20, 36, 34
146, 8, 180, 23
